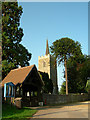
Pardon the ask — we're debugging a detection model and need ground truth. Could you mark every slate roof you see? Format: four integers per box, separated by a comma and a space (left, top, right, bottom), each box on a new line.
1, 64, 42, 87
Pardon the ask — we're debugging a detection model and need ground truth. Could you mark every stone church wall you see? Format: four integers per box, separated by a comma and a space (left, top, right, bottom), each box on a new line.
38, 54, 50, 78
38, 40, 58, 94
38, 54, 58, 94
42, 93, 88, 105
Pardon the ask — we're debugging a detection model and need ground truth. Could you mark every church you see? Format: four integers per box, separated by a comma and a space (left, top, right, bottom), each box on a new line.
38, 40, 58, 94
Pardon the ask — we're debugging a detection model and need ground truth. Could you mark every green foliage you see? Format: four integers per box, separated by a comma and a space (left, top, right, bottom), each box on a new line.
67, 55, 90, 93
2, 2, 31, 79
39, 71, 53, 94
50, 37, 82, 94
2, 60, 15, 78
59, 81, 66, 94
50, 37, 82, 64
86, 80, 90, 92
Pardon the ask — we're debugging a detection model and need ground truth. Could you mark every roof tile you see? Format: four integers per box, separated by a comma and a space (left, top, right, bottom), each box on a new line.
1, 64, 35, 86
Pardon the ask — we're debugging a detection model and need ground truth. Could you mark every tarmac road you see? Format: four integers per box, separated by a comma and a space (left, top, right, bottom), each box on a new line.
30, 101, 90, 119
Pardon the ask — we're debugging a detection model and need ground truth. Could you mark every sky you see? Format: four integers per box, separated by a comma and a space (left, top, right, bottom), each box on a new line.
19, 2, 88, 90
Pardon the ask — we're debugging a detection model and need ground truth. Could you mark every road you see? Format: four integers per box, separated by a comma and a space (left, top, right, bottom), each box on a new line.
30, 101, 89, 119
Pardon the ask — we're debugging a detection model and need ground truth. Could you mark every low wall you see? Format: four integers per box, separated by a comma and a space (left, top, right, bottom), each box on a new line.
42, 93, 88, 105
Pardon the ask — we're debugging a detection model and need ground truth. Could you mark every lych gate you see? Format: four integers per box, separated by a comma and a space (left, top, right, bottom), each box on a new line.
2, 65, 44, 106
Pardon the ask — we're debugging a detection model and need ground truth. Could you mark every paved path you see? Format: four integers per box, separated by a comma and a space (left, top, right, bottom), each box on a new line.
30, 101, 89, 119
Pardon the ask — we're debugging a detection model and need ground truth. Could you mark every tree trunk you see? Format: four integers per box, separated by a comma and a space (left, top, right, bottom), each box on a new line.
64, 58, 68, 95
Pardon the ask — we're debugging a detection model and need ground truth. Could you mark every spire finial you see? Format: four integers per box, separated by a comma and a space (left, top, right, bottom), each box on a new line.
46, 39, 49, 55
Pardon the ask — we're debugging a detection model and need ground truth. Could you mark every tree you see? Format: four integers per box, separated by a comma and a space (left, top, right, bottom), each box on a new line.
50, 37, 82, 95
59, 81, 66, 94
78, 55, 90, 92
39, 71, 53, 94
2, 2, 31, 79
67, 55, 90, 93
86, 80, 90, 93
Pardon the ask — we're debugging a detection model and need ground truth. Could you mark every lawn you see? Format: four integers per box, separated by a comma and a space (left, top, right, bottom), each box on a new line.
2, 103, 37, 120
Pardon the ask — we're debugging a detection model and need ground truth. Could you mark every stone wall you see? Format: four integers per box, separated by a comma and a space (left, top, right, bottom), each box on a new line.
38, 54, 50, 78
38, 54, 58, 94
42, 93, 88, 105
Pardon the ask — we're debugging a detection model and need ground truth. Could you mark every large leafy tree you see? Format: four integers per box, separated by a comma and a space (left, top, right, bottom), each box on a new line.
50, 37, 82, 95
67, 55, 90, 93
39, 71, 53, 94
2, 2, 31, 79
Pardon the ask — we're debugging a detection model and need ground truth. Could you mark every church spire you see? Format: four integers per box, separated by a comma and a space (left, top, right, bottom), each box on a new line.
46, 39, 49, 55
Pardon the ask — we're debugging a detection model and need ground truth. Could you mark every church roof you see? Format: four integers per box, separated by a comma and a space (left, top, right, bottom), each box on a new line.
1, 64, 43, 87
46, 39, 49, 55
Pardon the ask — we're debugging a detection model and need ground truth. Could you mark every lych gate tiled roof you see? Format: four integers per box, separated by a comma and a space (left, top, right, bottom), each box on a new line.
1, 64, 35, 87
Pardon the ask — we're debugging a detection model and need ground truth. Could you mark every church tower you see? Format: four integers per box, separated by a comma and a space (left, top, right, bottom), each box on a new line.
38, 40, 58, 94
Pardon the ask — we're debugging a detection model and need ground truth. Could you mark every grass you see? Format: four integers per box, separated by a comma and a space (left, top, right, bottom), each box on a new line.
2, 102, 37, 120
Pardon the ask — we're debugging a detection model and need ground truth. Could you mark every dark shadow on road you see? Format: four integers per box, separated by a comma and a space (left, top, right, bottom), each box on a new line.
30, 101, 89, 111
32, 108, 85, 117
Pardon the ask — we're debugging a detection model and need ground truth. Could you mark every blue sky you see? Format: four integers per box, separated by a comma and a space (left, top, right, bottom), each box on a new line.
19, 2, 88, 90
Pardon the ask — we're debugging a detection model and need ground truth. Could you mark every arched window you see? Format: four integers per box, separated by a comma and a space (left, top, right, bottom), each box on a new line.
43, 61, 46, 67
4, 82, 15, 97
